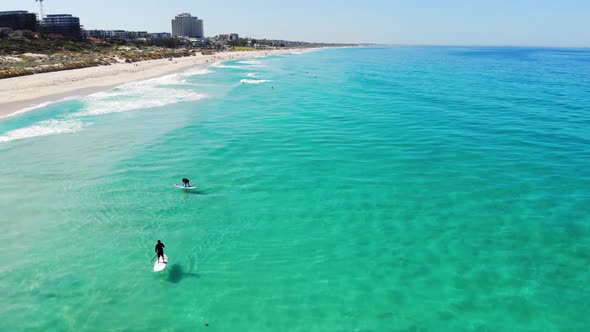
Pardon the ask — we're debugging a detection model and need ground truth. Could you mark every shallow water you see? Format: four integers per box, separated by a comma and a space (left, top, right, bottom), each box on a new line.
1, 47, 589, 331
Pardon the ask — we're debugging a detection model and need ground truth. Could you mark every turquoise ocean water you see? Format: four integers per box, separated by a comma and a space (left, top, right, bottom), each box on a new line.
1, 47, 589, 331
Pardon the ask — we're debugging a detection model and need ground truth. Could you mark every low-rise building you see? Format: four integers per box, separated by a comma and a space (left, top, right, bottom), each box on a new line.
83, 29, 107, 38
112, 30, 128, 39
128, 31, 147, 39
149, 32, 172, 39
211, 33, 240, 46
84, 29, 151, 40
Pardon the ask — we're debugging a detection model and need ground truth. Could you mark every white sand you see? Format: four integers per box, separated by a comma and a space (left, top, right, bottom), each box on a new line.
0, 49, 300, 118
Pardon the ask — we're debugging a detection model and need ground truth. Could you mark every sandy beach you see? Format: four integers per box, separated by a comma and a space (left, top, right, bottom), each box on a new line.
0, 49, 302, 118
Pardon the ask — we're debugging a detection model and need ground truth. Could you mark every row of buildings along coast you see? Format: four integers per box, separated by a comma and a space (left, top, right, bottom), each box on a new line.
85, 13, 209, 41
0, 10, 244, 46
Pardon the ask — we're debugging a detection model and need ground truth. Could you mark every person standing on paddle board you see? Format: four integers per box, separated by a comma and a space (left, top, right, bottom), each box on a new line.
155, 240, 166, 264
182, 178, 190, 187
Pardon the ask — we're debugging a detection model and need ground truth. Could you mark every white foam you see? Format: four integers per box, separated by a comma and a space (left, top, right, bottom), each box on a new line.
0, 119, 85, 143
76, 76, 207, 116
246, 73, 258, 77
79, 89, 206, 116
0, 70, 212, 143
181, 67, 214, 77
237, 60, 265, 66
240, 79, 271, 85
210, 63, 247, 69
0, 101, 56, 119
0, 96, 80, 119
149, 73, 188, 85
211, 60, 265, 70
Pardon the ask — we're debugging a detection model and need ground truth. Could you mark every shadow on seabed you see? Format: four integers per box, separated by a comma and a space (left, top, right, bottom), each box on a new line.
167, 257, 201, 283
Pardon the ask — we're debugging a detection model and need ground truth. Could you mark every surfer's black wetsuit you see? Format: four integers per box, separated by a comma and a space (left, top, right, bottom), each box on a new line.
182, 178, 190, 187
155, 241, 165, 263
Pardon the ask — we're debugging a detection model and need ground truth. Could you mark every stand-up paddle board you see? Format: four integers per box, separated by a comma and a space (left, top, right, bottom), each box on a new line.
174, 184, 197, 190
154, 254, 168, 272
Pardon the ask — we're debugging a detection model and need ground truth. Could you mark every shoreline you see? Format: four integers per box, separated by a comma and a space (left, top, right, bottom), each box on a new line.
0, 49, 311, 118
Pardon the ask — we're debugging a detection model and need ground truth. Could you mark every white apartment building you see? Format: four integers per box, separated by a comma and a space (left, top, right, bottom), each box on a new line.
171, 13, 203, 38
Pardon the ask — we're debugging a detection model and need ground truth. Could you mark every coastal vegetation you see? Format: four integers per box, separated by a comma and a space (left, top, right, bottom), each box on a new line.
0, 36, 216, 79
233, 46, 255, 51
0, 44, 199, 79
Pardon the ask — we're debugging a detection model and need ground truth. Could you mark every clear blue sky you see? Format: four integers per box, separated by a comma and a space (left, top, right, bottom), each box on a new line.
2, 0, 589, 47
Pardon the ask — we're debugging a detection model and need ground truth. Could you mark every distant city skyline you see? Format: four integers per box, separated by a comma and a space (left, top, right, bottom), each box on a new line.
1, 0, 589, 47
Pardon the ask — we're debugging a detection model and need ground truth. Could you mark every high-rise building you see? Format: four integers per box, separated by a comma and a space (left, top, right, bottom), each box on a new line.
0, 11, 37, 32
43, 14, 81, 40
171, 13, 203, 38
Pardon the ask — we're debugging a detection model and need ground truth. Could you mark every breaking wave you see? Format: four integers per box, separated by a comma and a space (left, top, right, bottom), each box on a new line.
0, 97, 80, 119
237, 60, 266, 67
181, 67, 215, 77
240, 79, 271, 85
76, 75, 207, 116
0, 119, 85, 143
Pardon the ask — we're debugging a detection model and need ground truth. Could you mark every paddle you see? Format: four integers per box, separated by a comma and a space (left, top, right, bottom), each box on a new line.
150, 254, 157, 263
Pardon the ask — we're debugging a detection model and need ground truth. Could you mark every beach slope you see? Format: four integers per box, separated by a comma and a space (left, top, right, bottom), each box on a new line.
0, 49, 299, 118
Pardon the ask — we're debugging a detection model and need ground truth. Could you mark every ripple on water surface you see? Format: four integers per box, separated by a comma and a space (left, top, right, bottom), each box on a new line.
1, 47, 590, 331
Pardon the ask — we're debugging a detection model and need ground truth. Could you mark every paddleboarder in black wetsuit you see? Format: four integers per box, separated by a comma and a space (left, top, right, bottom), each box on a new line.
182, 178, 190, 187
155, 240, 166, 264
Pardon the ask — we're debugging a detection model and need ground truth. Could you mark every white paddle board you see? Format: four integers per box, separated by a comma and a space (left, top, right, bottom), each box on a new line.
154, 254, 168, 272
174, 184, 197, 190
